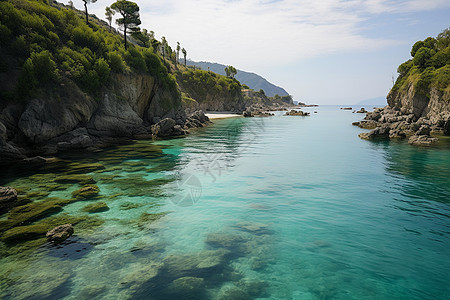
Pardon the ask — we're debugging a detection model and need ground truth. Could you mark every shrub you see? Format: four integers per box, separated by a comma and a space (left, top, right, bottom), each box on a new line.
397, 60, 413, 76
124, 46, 147, 72
411, 41, 424, 57
16, 58, 38, 98
108, 51, 125, 73
11, 35, 29, 57
415, 67, 434, 97
94, 58, 110, 84
31, 50, 58, 83
413, 47, 436, 69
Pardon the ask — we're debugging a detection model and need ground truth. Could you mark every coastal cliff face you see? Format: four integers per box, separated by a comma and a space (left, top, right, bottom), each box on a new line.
355, 29, 450, 145
387, 82, 450, 124
0, 73, 186, 165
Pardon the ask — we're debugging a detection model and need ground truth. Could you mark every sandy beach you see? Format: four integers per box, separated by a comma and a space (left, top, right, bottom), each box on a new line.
205, 112, 242, 119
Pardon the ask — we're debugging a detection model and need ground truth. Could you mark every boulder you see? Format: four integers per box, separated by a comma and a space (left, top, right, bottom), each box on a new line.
0, 186, 18, 214
46, 224, 74, 243
408, 135, 439, 146
356, 108, 367, 113
358, 125, 390, 140
151, 118, 186, 137
185, 110, 210, 128
243, 109, 253, 117
284, 110, 310, 116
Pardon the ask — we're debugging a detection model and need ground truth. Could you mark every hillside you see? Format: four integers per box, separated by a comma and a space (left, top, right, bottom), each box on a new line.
388, 28, 450, 120
0, 0, 298, 165
186, 61, 290, 97
355, 28, 450, 145
0, 0, 240, 164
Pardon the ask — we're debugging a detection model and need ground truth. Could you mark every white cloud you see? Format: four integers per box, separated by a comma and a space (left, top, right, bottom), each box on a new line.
67, 0, 448, 71
65, 0, 449, 103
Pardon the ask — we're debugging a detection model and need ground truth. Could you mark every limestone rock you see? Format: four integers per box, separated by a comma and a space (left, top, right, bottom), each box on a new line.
185, 110, 211, 128
18, 91, 96, 143
88, 93, 143, 137
151, 118, 186, 137
0, 186, 18, 214
416, 125, 431, 136
284, 110, 310, 116
358, 125, 390, 140
46, 224, 74, 243
355, 108, 367, 113
408, 135, 439, 146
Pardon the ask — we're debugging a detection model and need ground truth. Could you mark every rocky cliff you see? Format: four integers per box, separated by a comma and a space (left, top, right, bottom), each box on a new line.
354, 29, 450, 146
0, 73, 191, 165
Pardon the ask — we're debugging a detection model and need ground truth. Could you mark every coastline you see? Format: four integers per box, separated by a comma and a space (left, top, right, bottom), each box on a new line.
205, 112, 242, 119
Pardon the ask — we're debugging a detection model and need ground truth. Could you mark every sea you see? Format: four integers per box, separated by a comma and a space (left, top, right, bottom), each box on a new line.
0, 105, 449, 299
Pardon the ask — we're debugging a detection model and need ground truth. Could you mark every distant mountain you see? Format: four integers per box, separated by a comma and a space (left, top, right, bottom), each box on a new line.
186, 61, 289, 97
356, 96, 387, 106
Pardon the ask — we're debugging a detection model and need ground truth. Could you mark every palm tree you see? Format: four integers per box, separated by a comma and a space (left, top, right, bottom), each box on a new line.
182, 48, 187, 66
176, 42, 181, 65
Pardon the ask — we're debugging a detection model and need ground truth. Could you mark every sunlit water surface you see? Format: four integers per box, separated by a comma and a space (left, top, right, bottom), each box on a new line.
1, 106, 449, 299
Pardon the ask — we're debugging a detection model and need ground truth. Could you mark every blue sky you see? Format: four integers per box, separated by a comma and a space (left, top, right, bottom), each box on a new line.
69, 0, 450, 104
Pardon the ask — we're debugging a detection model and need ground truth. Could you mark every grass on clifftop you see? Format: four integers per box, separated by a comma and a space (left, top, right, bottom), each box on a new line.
392, 28, 450, 100
0, 0, 178, 103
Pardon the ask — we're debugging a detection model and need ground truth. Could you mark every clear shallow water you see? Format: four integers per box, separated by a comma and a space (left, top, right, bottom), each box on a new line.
1, 106, 449, 299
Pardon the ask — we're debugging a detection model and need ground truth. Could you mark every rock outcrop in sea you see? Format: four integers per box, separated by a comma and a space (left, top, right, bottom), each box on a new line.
354, 85, 450, 146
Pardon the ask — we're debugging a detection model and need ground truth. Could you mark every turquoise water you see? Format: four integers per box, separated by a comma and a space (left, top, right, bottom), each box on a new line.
1, 106, 449, 299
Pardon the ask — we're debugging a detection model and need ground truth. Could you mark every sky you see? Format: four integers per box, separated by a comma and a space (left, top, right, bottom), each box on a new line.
67, 0, 450, 104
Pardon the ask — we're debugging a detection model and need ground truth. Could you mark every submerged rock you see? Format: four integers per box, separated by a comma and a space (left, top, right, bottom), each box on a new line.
46, 224, 74, 243
169, 276, 205, 298
0, 186, 18, 214
1, 224, 48, 243
162, 248, 230, 278
2, 258, 72, 300
71, 185, 100, 200
0, 200, 64, 232
81, 202, 109, 213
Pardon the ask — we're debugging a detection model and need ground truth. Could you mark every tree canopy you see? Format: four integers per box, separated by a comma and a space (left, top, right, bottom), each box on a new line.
105, 6, 115, 32
225, 66, 237, 78
111, 0, 141, 50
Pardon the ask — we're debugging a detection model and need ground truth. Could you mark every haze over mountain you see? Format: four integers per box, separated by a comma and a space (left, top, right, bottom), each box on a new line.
186, 61, 289, 98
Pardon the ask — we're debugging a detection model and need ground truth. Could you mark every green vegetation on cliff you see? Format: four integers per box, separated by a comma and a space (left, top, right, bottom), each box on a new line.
393, 28, 450, 100
0, 0, 177, 103
177, 69, 242, 103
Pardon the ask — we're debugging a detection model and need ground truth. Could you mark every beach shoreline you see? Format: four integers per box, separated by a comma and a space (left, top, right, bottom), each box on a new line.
205, 112, 242, 119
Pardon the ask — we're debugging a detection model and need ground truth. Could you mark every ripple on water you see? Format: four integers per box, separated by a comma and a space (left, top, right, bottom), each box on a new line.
1, 110, 450, 299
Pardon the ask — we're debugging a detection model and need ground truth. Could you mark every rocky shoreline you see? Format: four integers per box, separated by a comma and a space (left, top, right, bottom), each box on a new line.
353, 106, 450, 146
